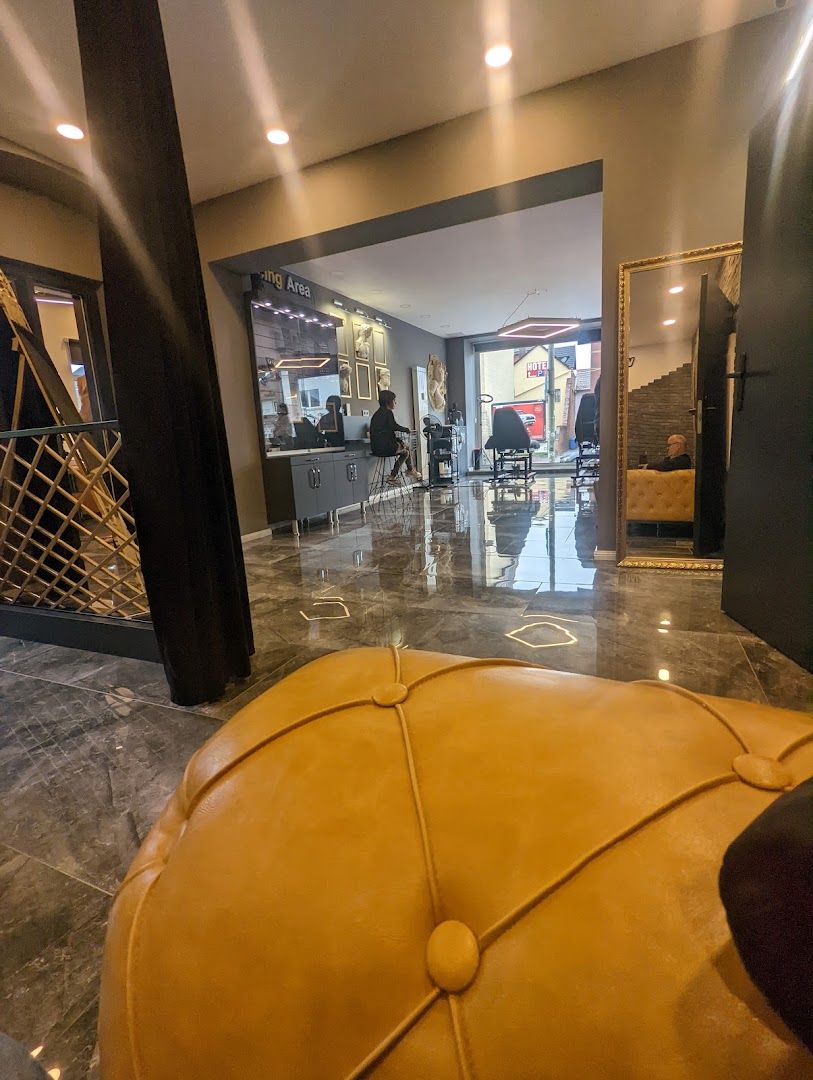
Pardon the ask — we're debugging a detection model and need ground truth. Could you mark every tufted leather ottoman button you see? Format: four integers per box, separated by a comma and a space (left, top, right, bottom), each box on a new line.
426, 920, 480, 992
732, 754, 792, 791
371, 683, 409, 707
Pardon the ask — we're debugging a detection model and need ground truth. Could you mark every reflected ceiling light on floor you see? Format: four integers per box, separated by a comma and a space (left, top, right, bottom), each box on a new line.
498, 317, 580, 340
785, 18, 813, 83
657, 628, 669, 634
485, 44, 513, 68
658, 668, 670, 681
266, 128, 290, 145
668, 285, 684, 294
30, 1047, 43, 1059
56, 122, 84, 140
662, 318, 677, 326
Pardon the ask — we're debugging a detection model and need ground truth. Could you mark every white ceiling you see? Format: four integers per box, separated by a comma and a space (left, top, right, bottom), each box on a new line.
628, 254, 734, 348
287, 193, 602, 338
0, 0, 783, 204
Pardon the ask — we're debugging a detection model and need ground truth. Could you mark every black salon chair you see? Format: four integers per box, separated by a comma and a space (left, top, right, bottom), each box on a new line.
573, 393, 599, 508
485, 408, 533, 484
422, 418, 454, 488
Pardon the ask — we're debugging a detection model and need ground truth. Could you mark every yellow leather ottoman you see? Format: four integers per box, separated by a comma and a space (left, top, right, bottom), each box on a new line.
99, 648, 813, 1079
627, 467, 695, 522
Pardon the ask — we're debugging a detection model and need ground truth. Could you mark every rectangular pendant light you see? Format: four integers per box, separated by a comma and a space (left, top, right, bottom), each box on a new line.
497, 318, 581, 340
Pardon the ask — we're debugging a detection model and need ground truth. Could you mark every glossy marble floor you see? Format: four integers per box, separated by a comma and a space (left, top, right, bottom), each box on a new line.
0, 477, 809, 1077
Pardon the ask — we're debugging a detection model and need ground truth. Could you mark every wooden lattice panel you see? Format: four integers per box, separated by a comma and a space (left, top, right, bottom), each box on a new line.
0, 429, 149, 619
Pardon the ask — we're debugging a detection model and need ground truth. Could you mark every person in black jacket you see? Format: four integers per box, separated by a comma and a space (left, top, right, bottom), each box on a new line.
645, 433, 692, 471
369, 390, 422, 483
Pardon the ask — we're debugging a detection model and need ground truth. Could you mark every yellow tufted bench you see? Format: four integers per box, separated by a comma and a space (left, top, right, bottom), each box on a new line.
627, 467, 695, 522
99, 648, 813, 1079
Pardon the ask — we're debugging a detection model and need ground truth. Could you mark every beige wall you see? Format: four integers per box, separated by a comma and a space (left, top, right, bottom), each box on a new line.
0, 182, 100, 279
194, 13, 796, 545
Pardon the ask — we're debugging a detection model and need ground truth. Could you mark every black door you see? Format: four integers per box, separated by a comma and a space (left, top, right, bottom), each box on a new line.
693, 273, 734, 557
722, 69, 812, 670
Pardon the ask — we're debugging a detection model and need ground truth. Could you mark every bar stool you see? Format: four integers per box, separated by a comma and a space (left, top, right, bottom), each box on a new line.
369, 454, 413, 503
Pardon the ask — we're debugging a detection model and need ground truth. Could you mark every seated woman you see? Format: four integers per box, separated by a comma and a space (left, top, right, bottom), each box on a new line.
369, 390, 422, 484
646, 433, 692, 471
317, 395, 345, 447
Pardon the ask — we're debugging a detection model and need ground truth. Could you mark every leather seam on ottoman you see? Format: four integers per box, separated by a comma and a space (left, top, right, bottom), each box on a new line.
633, 680, 751, 753
478, 772, 738, 951
184, 698, 373, 817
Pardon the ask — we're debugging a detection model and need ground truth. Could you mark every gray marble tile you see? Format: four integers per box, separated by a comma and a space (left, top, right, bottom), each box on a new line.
1, 643, 175, 709
0, 672, 218, 892
0, 845, 108, 1080
592, 627, 767, 701
739, 638, 813, 712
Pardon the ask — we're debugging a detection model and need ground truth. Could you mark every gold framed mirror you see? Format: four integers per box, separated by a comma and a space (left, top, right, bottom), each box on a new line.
616, 242, 742, 570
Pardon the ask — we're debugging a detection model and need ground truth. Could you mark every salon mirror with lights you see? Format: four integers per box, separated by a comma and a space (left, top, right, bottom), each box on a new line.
617, 242, 742, 569
248, 292, 344, 455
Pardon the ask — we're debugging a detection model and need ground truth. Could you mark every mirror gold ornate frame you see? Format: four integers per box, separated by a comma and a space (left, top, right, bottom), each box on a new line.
616, 241, 742, 570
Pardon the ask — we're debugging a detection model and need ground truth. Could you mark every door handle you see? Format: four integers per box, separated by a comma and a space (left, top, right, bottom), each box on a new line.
308, 467, 318, 489
725, 353, 749, 411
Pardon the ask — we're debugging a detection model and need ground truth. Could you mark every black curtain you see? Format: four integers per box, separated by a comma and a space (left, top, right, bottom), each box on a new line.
73, 0, 253, 704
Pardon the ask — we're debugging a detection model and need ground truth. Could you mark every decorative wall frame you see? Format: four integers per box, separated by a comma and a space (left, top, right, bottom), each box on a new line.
375, 365, 391, 394
339, 360, 353, 399
373, 328, 386, 366
356, 361, 372, 400
353, 321, 373, 361
334, 318, 348, 358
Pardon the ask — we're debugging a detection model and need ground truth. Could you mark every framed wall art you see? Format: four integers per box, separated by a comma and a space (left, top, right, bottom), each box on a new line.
356, 361, 372, 400
334, 318, 348, 358
373, 328, 386, 366
375, 365, 391, 394
339, 360, 353, 399
353, 321, 373, 361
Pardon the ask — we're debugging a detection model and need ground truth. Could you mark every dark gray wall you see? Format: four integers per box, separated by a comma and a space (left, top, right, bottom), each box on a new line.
281, 274, 448, 431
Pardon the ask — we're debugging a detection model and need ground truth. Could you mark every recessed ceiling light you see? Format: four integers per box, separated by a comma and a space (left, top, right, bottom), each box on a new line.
662, 318, 677, 326
485, 44, 512, 68
658, 668, 670, 681
668, 285, 684, 294
56, 123, 84, 140
266, 128, 290, 145
399, 303, 412, 309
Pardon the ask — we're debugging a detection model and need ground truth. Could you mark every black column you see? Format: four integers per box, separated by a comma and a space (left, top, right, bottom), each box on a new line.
72, 0, 253, 704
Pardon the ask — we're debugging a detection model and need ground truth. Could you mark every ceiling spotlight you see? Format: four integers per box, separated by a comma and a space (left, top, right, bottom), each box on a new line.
662, 318, 677, 326
56, 123, 84, 140
658, 668, 670, 682
485, 44, 513, 68
668, 285, 684, 294
332, 299, 344, 308
266, 128, 290, 145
